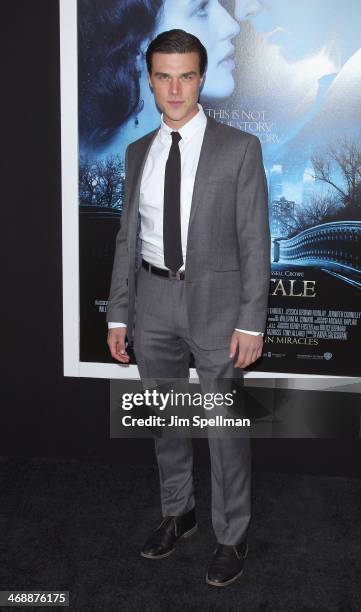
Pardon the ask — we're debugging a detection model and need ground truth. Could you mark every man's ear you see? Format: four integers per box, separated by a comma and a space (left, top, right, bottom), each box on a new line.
147, 72, 153, 91
199, 72, 206, 92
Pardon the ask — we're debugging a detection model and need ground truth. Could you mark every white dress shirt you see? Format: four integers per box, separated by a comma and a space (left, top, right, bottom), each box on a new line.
108, 104, 262, 337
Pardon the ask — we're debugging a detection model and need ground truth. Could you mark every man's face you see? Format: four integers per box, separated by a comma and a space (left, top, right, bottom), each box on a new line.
148, 51, 204, 128
236, 0, 351, 64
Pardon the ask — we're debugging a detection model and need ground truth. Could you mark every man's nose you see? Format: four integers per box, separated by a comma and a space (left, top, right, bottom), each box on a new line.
169, 78, 181, 95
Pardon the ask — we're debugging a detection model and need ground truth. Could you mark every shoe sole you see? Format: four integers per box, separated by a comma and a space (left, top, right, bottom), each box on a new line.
140, 523, 198, 560
205, 543, 248, 587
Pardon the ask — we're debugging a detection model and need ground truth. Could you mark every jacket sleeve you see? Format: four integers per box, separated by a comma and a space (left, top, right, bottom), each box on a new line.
105, 145, 131, 325
235, 135, 271, 332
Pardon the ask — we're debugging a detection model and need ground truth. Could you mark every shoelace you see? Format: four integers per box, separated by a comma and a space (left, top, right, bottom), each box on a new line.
156, 516, 178, 535
214, 543, 245, 560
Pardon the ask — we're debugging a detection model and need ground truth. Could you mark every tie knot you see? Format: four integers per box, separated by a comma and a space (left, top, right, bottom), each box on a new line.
171, 131, 182, 144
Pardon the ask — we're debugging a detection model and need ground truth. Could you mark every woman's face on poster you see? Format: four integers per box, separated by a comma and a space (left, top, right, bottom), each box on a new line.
153, 0, 240, 99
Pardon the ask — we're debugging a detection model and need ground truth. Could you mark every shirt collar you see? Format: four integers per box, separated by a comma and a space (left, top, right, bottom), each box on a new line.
160, 103, 207, 143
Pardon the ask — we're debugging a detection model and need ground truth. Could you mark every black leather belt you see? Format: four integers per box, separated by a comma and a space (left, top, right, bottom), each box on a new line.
142, 259, 185, 280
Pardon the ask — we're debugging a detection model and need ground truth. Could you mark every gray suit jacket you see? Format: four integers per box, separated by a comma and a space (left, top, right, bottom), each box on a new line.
106, 115, 270, 350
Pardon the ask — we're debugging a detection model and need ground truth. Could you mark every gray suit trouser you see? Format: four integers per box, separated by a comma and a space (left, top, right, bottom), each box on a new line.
133, 266, 251, 545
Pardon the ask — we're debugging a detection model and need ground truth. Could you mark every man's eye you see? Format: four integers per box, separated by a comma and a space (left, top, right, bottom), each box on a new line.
195, 0, 209, 18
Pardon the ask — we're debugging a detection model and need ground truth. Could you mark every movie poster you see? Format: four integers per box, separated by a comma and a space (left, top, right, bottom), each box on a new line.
77, 0, 361, 376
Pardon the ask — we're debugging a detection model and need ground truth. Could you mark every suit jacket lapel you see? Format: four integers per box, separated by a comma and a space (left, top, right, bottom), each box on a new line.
188, 116, 219, 228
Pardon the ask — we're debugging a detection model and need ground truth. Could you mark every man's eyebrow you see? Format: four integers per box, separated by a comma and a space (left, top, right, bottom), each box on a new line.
153, 71, 198, 77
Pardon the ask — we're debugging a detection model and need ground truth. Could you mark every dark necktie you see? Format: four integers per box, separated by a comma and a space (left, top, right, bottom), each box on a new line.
163, 131, 183, 273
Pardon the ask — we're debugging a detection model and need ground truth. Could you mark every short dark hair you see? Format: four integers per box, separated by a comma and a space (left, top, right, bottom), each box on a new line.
146, 29, 208, 76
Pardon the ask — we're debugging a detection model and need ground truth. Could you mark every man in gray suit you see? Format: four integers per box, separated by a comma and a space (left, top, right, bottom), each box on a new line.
107, 29, 270, 587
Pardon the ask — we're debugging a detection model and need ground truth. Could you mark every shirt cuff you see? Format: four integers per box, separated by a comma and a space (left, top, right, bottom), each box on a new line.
108, 322, 127, 329
235, 328, 264, 336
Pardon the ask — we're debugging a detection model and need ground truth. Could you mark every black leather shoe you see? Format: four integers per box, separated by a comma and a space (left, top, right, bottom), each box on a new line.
206, 539, 248, 587
141, 507, 198, 559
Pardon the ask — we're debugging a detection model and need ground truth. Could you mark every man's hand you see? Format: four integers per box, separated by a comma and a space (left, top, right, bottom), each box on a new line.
107, 327, 130, 364
229, 331, 263, 369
